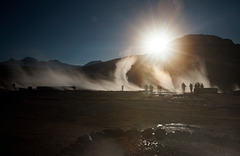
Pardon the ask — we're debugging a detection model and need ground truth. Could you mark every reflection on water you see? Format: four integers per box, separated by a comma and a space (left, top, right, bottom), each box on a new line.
157, 123, 202, 133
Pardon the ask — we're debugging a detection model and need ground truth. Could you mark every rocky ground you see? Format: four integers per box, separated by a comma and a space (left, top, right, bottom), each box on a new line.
1, 91, 240, 155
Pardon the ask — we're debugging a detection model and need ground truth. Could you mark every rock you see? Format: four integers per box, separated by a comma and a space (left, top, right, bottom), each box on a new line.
90, 131, 106, 141
141, 128, 154, 139
103, 129, 125, 138
125, 129, 140, 141
76, 134, 92, 145
155, 129, 166, 140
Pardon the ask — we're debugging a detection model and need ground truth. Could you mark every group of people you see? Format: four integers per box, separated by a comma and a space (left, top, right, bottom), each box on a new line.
142, 82, 204, 94
182, 82, 204, 93
144, 84, 166, 93
144, 84, 154, 93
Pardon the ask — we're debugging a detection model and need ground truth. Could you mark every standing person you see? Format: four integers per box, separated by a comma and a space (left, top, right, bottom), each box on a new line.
144, 84, 148, 93
200, 83, 204, 88
197, 82, 200, 88
157, 85, 162, 93
12, 83, 16, 91
195, 82, 200, 89
149, 85, 154, 93
121, 85, 124, 91
189, 83, 193, 93
182, 83, 186, 93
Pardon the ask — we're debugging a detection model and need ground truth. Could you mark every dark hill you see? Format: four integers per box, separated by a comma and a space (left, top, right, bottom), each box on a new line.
82, 58, 120, 80
173, 34, 240, 62
173, 34, 240, 91
84, 60, 103, 67
126, 35, 240, 91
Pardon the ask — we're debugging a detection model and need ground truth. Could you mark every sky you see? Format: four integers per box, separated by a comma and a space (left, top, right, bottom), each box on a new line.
0, 0, 240, 65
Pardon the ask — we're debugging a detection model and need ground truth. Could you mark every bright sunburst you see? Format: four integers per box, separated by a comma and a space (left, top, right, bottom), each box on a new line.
148, 36, 169, 52
144, 31, 173, 61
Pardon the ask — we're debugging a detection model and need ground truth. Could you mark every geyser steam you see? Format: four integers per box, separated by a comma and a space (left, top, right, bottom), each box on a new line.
127, 55, 211, 93
3, 52, 211, 92
114, 56, 141, 90
7, 56, 141, 91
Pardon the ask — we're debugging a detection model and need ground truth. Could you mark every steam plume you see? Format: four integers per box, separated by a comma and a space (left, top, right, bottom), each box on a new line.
7, 56, 141, 91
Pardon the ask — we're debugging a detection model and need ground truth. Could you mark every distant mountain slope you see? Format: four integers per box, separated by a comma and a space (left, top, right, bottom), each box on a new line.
84, 60, 103, 67
126, 35, 240, 91
0, 57, 82, 89
1, 57, 80, 68
172, 34, 240, 90
173, 34, 240, 62
82, 58, 121, 80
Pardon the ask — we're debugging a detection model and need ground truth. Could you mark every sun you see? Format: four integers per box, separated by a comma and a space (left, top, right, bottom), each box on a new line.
144, 31, 173, 61
148, 36, 169, 52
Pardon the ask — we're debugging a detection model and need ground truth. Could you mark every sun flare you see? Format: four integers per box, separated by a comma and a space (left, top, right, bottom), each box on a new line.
148, 36, 169, 52
144, 31, 173, 61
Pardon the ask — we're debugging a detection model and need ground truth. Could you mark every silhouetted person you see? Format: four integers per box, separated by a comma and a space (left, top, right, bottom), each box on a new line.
195, 82, 200, 89
121, 85, 124, 91
200, 83, 204, 88
149, 85, 154, 93
194, 83, 197, 90
189, 83, 193, 93
182, 83, 186, 93
157, 85, 162, 93
12, 83, 16, 91
144, 84, 148, 92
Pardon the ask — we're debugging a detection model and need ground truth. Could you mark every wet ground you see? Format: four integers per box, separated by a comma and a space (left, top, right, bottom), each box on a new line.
1, 91, 240, 155
60, 123, 240, 156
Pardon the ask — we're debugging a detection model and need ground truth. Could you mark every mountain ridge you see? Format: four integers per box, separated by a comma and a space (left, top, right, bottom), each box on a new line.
1, 57, 81, 68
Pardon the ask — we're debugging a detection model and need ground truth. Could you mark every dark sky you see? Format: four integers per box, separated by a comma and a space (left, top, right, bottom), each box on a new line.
1, 0, 240, 65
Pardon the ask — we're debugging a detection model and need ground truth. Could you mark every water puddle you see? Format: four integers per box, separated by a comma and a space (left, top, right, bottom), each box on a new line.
157, 123, 202, 133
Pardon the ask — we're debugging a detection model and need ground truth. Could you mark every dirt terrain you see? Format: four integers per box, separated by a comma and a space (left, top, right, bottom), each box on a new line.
1, 91, 240, 155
